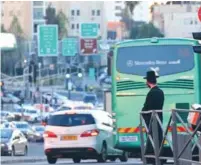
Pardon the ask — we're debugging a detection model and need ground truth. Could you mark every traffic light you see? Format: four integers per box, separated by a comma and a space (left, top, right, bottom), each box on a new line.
29, 61, 37, 84
77, 68, 82, 78
65, 67, 71, 79
192, 32, 201, 54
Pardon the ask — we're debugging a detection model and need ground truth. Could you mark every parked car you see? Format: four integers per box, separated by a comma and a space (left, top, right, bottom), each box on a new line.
43, 109, 128, 164
1, 128, 28, 156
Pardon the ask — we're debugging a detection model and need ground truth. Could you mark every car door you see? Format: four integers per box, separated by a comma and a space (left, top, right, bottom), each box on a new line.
18, 132, 27, 153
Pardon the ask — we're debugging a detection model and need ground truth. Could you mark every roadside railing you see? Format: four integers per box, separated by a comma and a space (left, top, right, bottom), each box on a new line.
140, 109, 201, 165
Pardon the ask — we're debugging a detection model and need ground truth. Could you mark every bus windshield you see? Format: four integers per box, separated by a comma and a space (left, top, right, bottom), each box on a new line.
116, 45, 194, 77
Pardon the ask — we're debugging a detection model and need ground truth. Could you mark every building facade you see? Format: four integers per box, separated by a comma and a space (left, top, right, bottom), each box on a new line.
1, 1, 32, 39
151, 2, 201, 38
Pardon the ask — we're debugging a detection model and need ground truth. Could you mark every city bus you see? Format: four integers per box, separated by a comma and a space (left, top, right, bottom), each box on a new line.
107, 37, 201, 157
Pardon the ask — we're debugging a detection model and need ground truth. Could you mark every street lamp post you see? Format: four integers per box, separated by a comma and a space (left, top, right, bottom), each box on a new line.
38, 62, 42, 102
65, 73, 71, 100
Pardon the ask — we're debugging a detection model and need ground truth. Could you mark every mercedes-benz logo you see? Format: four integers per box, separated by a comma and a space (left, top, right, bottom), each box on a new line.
127, 60, 134, 67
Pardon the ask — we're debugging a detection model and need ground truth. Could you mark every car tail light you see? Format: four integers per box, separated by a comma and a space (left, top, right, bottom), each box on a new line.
80, 129, 99, 137
43, 131, 57, 138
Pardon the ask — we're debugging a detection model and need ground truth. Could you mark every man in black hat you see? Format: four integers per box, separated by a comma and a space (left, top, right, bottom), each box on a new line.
142, 71, 164, 157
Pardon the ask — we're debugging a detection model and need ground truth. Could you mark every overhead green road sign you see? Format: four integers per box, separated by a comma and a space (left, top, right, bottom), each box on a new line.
62, 37, 78, 56
38, 25, 58, 56
81, 23, 98, 38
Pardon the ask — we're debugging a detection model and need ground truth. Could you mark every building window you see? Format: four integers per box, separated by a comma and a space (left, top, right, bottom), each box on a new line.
34, 23, 38, 33
92, 10, 95, 16
115, 6, 121, 10
115, 12, 121, 17
71, 10, 75, 16
77, 10, 80, 16
71, 24, 75, 29
184, 18, 193, 25
97, 10, 100, 16
76, 23, 79, 29
33, 1, 43, 6
33, 8, 44, 19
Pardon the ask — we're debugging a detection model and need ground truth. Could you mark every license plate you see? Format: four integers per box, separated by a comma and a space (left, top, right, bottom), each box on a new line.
61, 135, 77, 141
119, 136, 138, 142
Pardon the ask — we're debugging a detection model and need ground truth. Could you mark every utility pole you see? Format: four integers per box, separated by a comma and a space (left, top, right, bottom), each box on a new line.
38, 62, 42, 117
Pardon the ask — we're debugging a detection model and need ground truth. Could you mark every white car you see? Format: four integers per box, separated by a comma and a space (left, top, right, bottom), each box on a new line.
22, 105, 41, 123
1, 128, 28, 156
43, 110, 128, 164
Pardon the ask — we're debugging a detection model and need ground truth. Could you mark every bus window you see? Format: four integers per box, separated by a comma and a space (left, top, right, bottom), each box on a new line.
176, 103, 190, 123
116, 45, 194, 77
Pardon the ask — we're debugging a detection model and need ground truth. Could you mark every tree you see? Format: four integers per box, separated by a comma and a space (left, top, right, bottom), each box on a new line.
125, 1, 140, 14
57, 10, 68, 39
9, 15, 23, 37
44, 3, 58, 24
45, 4, 68, 39
130, 22, 164, 39
121, 1, 140, 38
1, 24, 7, 32
8, 15, 24, 70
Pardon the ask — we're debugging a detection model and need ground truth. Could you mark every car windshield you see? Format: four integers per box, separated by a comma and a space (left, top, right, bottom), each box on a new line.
116, 45, 194, 76
35, 127, 44, 132
48, 114, 95, 127
1, 112, 8, 116
27, 110, 37, 114
15, 109, 23, 112
16, 123, 29, 129
74, 106, 92, 110
83, 96, 96, 103
1, 129, 13, 139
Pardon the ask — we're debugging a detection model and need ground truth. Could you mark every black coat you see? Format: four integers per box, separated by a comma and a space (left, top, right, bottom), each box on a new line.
142, 86, 164, 126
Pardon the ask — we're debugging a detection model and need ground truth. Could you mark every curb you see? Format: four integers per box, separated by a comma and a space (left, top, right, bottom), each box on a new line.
1, 157, 46, 164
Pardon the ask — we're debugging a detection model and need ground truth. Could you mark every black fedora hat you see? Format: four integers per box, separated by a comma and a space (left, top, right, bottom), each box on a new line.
143, 70, 159, 83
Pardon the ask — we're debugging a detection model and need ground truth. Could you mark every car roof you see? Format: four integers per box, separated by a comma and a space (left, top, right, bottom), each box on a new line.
11, 121, 28, 124
51, 109, 109, 116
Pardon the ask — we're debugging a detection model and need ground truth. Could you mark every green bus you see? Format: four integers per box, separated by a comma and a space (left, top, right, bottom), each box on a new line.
107, 37, 201, 156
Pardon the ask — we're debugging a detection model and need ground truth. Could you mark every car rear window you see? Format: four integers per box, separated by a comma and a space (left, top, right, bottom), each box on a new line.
48, 114, 95, 127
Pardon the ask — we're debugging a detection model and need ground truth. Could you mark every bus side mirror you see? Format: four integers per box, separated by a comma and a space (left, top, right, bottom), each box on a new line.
193, 46, 201, 54
107, 57, 111, 76
107, 51, 113, 76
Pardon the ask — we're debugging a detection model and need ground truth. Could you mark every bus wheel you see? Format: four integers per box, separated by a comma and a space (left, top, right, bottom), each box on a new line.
119, 151, 128, 162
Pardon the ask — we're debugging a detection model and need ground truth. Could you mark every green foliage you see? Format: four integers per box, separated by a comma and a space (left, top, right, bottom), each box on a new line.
1, 24, 7, 32
130, 23, 164, 39
125, 1, 140, 14
57, 10, 68, 39
45, 4, 68, 39
9, 15, 23, 37
45, 3, 58, 24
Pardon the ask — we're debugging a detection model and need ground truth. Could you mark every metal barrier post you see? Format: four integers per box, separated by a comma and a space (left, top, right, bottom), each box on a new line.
152, 111, 161, 165
172, 110, 179, 165
140, 114, 146, 165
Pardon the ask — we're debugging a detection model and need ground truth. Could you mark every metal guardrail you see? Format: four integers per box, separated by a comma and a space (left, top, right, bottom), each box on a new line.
140, 109, 201, 165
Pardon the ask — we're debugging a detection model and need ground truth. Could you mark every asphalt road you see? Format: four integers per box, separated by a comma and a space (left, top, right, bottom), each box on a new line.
3, 159, 143, 165
1, 142, 44, 158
